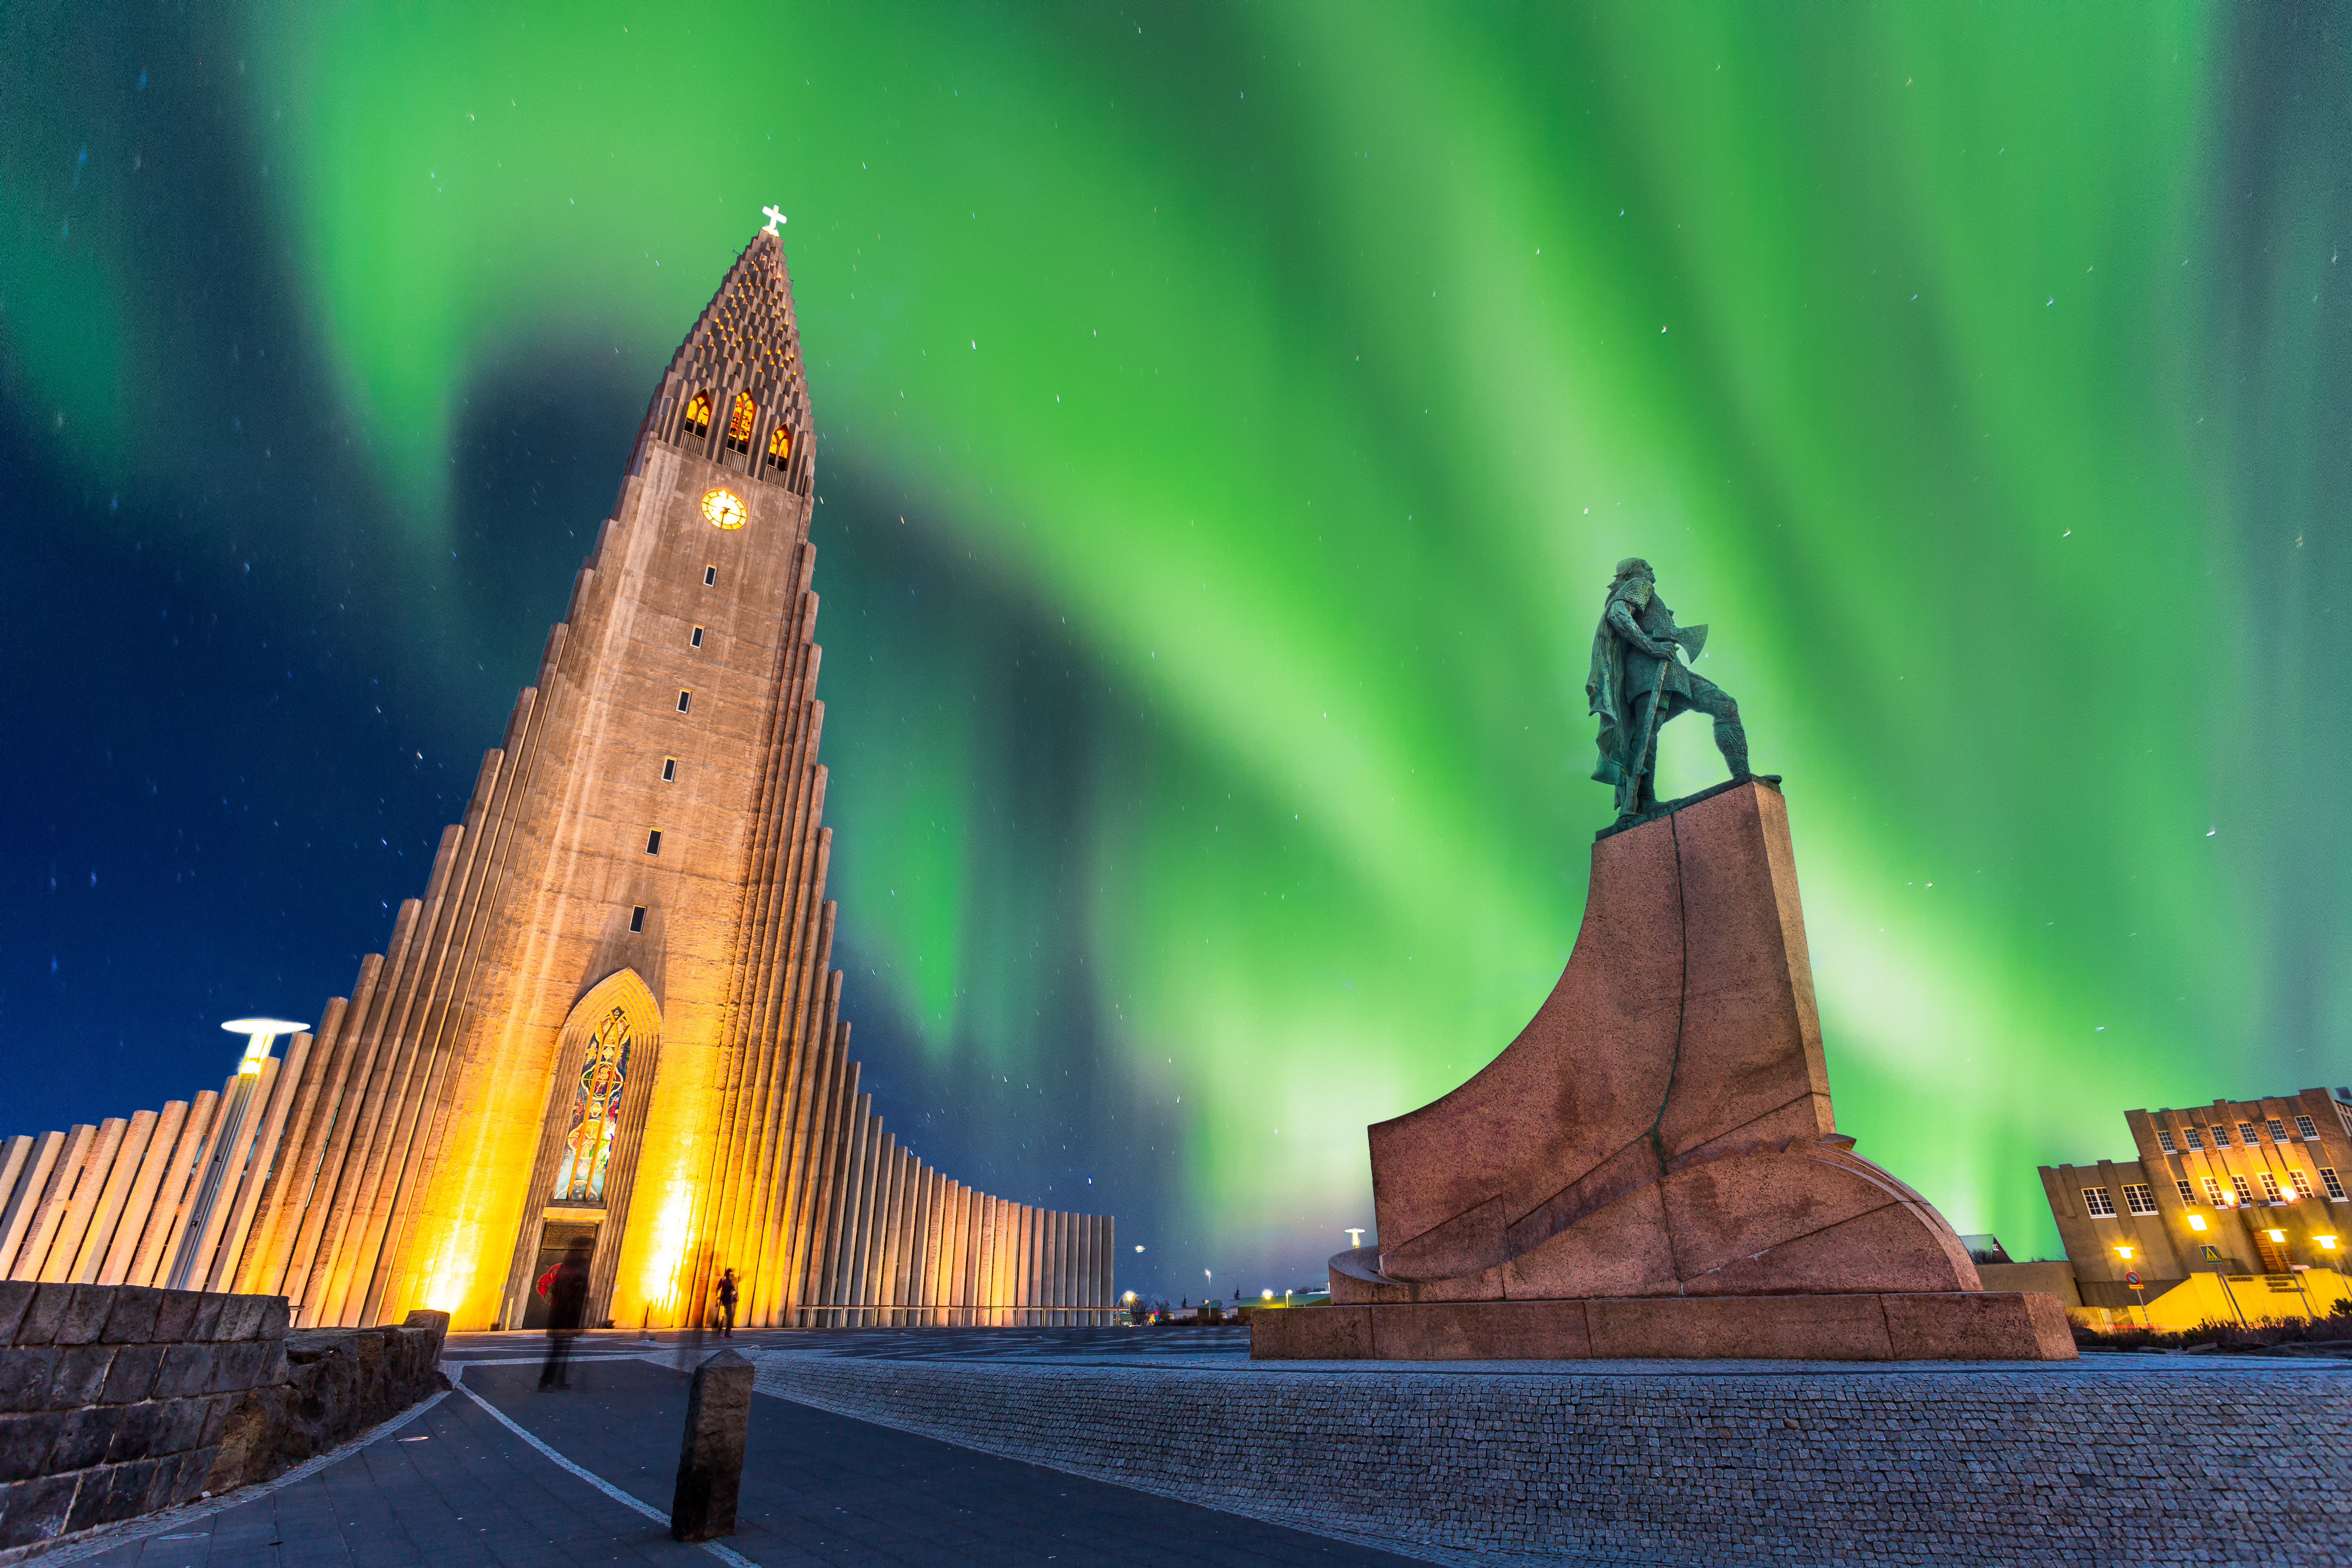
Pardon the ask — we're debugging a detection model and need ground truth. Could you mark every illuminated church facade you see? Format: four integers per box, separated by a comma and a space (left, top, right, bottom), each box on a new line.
0, 225, 1117, 1331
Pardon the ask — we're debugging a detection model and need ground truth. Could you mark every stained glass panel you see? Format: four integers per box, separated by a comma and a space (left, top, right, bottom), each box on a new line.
552, 1007, 631, 1203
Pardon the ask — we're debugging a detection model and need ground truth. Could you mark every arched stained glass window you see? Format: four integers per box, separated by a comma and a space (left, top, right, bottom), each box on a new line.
552, 1008, 632, 1203
726, 392, 757, 452
765, 424, 792, 469
682, 391, 713, 439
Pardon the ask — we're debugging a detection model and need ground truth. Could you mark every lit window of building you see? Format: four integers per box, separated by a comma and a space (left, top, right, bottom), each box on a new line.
2175, 1179, 2196, 1205
2202, 1175, 2227, 1205
682, 389, 713, 438
2290, 1170, 2314, 1199
2267, 1118, 2289, 1142
2232, 1173, 2256, 1204
2184, 1126, 2205, 1150
2156, 1128, 2177, 1153
2324, 1168, 2348, 1201
2259, 1172, 2282, 1202
766, 424, 793, 470
2082, 1186, 2116, 1217
726, 392, 756, 453
2297, 1115, 2319, 1140
2122, 1183, 2157, 1215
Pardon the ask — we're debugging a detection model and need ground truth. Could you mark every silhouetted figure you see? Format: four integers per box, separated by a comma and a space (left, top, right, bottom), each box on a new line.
538, 1238, 592, 1390
716, 1268, 738, 1338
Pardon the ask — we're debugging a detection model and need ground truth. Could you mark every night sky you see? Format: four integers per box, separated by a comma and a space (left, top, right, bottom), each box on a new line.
5, 3, 2349, 1302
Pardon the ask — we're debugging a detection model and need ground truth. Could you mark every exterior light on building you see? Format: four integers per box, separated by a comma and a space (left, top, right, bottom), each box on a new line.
2318, 1236, 2340, 1251
2113, 1244, 2134, 1261
2268, 1228, 2287, 1243
1123, 1290, 1137, 1305
220, 1017, 308, 1074
1262, 1289, 1274, 1301
2187, 1215, 2208, 1231
1346, 1227, 1366, 1248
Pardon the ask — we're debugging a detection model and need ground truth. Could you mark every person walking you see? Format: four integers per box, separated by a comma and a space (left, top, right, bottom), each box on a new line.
716, 1268, 738, 1338
537, 1238, 592, 1390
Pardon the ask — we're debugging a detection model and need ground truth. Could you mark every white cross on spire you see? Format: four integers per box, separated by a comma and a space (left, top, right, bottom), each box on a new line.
761, 205, 787, 236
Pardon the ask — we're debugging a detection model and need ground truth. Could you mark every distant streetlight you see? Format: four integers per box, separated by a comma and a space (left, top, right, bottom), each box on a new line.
1345, 1228, 1365, 1248
221, 1017, 308, 1073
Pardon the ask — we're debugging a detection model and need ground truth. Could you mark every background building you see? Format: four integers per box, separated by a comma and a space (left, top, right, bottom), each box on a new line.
2037, 1087, 2352, 1326
0, 228, 1114, 1332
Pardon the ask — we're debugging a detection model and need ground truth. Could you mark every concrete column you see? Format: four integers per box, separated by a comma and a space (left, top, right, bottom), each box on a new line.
945, 1183, 970, 1325
70, 1110, 157, 1283
17, 1126, 98, 1282
208, 1032, 314, 1293
0, 1132, 62, 1277
126, 1090, 219, 1289
1053, 1210, 1068, 1325
98, 1103, 185, 1285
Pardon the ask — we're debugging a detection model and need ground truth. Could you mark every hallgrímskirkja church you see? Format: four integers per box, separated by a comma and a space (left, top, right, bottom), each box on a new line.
0, 223, 1115, 1332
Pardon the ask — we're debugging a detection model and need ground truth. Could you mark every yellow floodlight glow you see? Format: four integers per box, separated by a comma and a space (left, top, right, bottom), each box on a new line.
2319, 1236, 2340, 1251
2113, 1244, 2134, 1260
221, 1017, 308, 1075
1262, 1289, 1274, 1301
2187, 1215, 2208, 1231
2268, 1229, 2287, 1243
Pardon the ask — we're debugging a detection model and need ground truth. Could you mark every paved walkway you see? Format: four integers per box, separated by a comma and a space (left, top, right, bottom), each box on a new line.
57, 1336, 1429, 1568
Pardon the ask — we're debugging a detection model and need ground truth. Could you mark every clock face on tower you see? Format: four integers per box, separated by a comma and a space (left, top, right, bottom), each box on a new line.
701, 487, 747, 530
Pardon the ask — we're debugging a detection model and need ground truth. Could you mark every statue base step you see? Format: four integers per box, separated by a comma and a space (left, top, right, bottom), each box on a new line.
1250, 1292, 2076, 1362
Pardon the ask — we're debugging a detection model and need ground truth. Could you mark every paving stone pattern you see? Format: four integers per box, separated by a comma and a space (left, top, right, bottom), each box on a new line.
753, 1348, 2352, 1567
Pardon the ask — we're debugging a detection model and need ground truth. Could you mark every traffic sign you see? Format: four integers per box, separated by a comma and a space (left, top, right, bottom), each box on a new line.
2123, 1271, 2141, 1286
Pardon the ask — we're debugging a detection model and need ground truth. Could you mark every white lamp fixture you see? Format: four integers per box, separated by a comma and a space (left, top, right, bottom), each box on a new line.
220, 1018, 309, 1074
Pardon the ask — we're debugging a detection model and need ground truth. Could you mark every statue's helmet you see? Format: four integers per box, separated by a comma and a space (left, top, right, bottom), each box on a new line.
1614, 557, 1654, 582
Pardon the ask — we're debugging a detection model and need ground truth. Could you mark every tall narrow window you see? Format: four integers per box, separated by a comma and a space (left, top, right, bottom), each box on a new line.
2184, 1127, 2206, 1150
2156, 1128, 2177, 1153
677, 690, 692, 713
2298, 1115, 2320, 1140
682, 391, 713, 439
2291, 1169, 2314, 1198
2209, 1124, 2232, 1147
704, 566, 718, 587
2323, 1167, 2346, 1200
726, 392, 756, 452
2175, 1179, 2197, 1205
2259, 1171, 2282, 1202
2231, 1173, 2255, 1204
2122, 1183, 2157, 1215
2082, 1186, 2116, 1217
766, 423, 793, 470
690, 626, 705, 649
661, 757, 677, 782
2239, 1121, 2261, 1144
2267, 1118, 2289, 1142
646, 830, 662, 855
552, 1007, 631, 1203
2202, 1175, 2226, 1205
628, 906, 646, 934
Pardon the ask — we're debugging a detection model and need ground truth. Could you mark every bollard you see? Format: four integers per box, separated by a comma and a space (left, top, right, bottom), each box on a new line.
669, 1348, 753, 1541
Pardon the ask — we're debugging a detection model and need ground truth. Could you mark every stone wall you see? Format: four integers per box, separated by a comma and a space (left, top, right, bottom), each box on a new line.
753, 1352, 2352, 1566
0, 1283, 446, 1551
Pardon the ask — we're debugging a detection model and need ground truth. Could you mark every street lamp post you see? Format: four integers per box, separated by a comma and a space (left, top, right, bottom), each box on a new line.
163, 1018, 306, 1292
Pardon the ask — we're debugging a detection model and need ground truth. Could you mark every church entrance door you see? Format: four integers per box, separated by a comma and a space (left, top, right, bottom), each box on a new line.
518, 1219, 601, 1330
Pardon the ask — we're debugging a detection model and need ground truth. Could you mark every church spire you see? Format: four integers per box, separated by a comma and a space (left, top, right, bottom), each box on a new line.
635, 222, 813, 495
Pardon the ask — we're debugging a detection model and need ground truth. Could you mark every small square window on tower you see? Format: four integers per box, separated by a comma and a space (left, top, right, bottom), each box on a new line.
646, 830, 663, 855
677, 690, 692, 713
629, 906, 646, 933
662, 757, 677, 782
691, 625, 705, 649
704, 565, 718, 587
2239, 1121, 2261, 1144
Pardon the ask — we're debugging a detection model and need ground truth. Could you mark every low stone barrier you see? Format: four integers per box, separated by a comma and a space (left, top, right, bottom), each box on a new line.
753, 1352, 2352, 1566
0, 1283, 447, 1552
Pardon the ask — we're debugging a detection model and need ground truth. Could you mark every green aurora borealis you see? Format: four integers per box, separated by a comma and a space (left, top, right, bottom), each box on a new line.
6, 3, 2349, 1293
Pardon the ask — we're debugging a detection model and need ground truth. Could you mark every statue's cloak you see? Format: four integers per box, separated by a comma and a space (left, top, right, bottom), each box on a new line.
1587, 580, 1688, 785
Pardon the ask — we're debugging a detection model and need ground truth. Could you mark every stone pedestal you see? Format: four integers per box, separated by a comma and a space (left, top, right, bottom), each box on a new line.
1257, 781, 2073, 1362
669, 1348, 752, 1541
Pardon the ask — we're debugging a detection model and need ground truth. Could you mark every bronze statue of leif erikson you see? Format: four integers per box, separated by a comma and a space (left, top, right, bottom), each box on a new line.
1586, 557, 1762, 824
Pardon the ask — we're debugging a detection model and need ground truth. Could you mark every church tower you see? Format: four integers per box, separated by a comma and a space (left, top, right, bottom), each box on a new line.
0, 224, 1113, 1332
